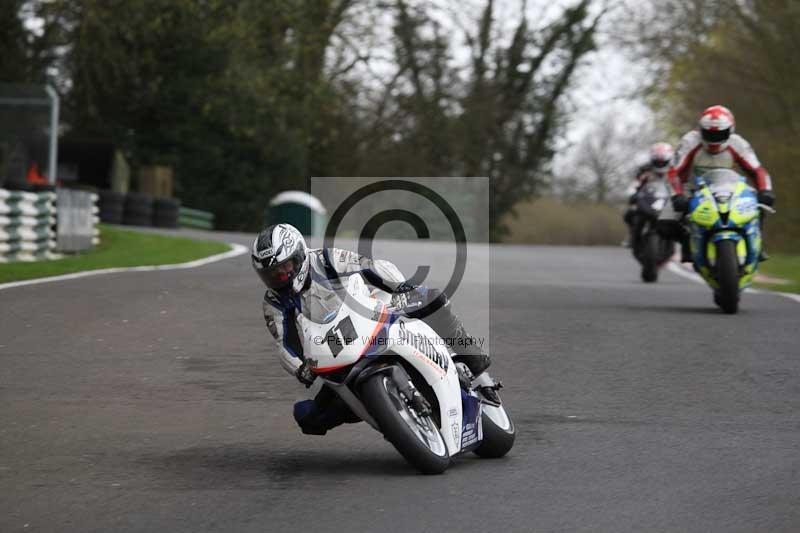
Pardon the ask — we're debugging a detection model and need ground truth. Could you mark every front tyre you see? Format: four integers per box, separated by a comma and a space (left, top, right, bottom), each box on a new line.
640, 232, 659, 283
361, 373, 450, 474
473, 404, 516, 458
715, 240, 740, 314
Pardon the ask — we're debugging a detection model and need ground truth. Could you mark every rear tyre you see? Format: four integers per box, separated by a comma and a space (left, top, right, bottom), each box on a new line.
640, 232, 659, 283
361, 373, 450, 474
715, 240, 740, 314
473, 404, 515, 458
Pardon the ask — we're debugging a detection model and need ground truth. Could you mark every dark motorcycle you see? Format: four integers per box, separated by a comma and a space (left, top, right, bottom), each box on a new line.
630, 181, 675, 282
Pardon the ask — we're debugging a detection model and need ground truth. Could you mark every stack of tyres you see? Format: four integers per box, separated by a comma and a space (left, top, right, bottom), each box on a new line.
98, 190, 125, 224
124, 192, 154, 226
154, 198, 180, 228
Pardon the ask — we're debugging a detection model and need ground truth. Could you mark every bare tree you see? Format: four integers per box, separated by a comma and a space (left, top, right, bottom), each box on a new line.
555, 107, 663, 203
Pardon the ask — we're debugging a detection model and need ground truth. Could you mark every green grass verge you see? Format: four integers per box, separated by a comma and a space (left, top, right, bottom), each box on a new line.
0, 225, 231, 284
754, 254, 800, 294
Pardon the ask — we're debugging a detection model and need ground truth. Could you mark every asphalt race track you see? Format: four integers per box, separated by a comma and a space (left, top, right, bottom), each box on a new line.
1, 233, 799, 532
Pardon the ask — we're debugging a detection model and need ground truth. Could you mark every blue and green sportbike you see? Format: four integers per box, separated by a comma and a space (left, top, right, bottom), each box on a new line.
687, 169, 774, 314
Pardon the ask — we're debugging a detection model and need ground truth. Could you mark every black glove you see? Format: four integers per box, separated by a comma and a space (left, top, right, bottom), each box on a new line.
628, 193, 638, 205
757, 189, 775, 207
295, 362, 317, 388
671, 194, 689, 213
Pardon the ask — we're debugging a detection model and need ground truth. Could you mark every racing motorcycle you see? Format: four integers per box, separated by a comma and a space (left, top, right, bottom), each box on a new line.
297, 274, 515, 474
686, 169, 774, 314
630, 180, 674, 282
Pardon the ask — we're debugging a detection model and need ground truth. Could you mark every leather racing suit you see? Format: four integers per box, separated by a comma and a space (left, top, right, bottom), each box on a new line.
624, 163, 669, 248
661, 130, 774, 258
262, 247, 490, 435
666, 130, 772, 210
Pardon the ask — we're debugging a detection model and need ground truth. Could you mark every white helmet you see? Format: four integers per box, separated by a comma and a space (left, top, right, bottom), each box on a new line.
251, 223, 310, 294
649, 142, 674, 175
699, 105, 735, 154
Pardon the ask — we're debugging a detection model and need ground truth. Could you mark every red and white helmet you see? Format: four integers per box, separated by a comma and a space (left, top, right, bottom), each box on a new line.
699, 105, 735, 154
649, 142, 674, 175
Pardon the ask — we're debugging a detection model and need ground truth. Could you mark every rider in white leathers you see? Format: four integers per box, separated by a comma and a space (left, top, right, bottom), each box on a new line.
252, 223, 498, 435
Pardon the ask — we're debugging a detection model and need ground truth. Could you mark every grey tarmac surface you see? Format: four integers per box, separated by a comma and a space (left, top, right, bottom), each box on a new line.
1, 233, 799, 533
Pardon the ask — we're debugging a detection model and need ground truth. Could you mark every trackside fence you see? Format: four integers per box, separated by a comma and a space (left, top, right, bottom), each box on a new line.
0, 188, 101, 263
178, 207, 215, 230
0, 188, 58, 262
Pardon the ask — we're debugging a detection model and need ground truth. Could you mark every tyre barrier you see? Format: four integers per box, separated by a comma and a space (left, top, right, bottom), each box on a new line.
154, 197, 180, 229
100, 190, 185, 228
178, 207, 214, 230
0, 188, 58, 263
99, 190, 125, 225
124, 192, 155, 227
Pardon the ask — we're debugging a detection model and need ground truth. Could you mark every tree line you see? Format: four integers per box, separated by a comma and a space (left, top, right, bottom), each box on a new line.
2, 0, 601, 237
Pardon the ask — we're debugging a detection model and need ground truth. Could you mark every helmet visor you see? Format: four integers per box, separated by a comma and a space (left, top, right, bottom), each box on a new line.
254, 255, 302, 290
701, 128, 730, 144
652, 158, 670, 169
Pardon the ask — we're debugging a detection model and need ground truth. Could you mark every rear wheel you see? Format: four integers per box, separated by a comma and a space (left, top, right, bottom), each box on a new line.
361, 373, 450, 474
715, 240, 740, 314
473, 403, 515, 458
640, 232, 659, 283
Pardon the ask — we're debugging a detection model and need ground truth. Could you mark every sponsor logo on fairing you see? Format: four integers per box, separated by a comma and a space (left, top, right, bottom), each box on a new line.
461, 422, 479, 447
398, 320, 449, 371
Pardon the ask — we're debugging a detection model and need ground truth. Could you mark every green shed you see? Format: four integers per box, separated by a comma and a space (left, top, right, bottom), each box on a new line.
266, 190, 327, 236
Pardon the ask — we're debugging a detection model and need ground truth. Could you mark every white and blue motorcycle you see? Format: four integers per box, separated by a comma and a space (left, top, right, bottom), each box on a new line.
297, 275, 515, 474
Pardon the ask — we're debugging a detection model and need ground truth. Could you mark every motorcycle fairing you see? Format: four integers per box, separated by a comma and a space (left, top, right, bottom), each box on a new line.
299, 274, 482, 456
688, 175, 762, 290
459, 389, 483, 451
387, 318, 466, 455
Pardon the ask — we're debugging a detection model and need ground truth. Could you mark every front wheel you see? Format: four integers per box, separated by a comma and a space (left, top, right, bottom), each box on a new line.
473, 403, 516, 458
640, 232, 659, 283
361, 373, 450, 474
715, 239, 740, 314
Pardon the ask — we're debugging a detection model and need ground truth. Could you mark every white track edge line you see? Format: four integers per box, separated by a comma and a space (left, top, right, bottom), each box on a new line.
666, 261, 800, 305
0, 243, 248, 292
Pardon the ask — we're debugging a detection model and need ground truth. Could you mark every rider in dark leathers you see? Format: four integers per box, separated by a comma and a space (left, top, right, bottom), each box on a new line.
623, 142, 674, 249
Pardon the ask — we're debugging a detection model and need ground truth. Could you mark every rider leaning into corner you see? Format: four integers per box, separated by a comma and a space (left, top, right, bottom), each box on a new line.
664, 105, 776, 261
251, 223, 502, 436
623, 142, 674, 247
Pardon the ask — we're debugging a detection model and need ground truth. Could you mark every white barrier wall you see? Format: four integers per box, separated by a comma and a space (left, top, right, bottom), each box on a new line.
0, 188, 99, 263
56, 189, 100, 252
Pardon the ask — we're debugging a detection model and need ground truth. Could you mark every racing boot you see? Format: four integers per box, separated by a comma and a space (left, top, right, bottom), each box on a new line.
758, 214, 769, 262
622, 209, 635, 249
293, 387, 360, 435
472, 370, 503, 405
